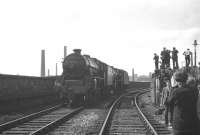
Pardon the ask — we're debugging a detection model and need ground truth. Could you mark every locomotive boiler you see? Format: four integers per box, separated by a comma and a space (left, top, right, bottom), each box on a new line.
60, 49, 129, 106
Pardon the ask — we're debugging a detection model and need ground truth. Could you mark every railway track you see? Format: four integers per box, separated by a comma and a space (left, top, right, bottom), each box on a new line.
136, 92, 172, 135
0, 89, 172, 135
48, 109, 108, 134
0, 90, 117, 135
99, 90, 172, 135
99, 92, 147, 134
0, 105, 84, 135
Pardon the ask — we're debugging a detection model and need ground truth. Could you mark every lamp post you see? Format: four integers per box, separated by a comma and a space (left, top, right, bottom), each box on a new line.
193, 40, 198, 67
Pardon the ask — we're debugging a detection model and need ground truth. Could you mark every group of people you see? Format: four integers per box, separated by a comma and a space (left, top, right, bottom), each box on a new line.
160, 69, 199, 135
154, 47, 192, 70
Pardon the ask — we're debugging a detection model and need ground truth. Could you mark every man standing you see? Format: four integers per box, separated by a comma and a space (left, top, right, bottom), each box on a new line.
167, 70, 198, 135
172, 47, 179, 69
161, 79, 171, 126
183, 49, 192, 67
161, 47, 167, 68
153, 53, 159, 70
166, 49, 171, 68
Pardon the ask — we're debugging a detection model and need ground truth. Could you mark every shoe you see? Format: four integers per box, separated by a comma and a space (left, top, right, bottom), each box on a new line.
167, 123, 172, 129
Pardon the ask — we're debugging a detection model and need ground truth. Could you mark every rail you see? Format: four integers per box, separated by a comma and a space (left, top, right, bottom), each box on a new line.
98, 93, 126, 135
0, 104, 62, 132
135, 90, 158, 135
98, 89, 148, 135
31, 107, 84, 135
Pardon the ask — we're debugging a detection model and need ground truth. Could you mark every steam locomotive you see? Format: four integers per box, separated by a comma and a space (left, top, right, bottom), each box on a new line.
57, 49, 129, 106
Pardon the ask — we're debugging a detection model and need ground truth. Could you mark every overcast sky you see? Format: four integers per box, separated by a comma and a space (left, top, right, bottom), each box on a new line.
0, 0, 200, 76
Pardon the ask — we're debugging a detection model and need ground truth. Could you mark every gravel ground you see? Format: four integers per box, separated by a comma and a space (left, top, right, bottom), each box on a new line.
139, 92, 166, 124
48, 109, 108, 135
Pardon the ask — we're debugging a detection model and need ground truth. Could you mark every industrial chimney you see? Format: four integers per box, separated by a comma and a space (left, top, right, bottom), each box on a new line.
41, 50, 45, 77
48, 69, 50, 76
132, 68, 134, 82
56, 63, 58, 76
64, 46, 67, 58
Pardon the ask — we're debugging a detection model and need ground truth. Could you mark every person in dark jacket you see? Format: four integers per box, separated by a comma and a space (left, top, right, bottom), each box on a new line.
153, 53, 159, 70
166, 49, 171, 68
167, 70, 198, 135
172, 47, 179, 70
161, 47, 167, 68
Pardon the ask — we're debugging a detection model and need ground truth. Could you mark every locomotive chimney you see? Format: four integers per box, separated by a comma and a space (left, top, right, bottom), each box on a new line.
73, 49, 81, 55
41, 50, 45, 77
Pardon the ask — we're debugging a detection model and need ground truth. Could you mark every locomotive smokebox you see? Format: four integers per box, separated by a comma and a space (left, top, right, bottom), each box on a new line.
73, 49, 81, 55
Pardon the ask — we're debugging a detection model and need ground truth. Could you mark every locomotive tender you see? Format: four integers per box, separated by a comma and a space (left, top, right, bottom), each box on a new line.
60, 49, 129, 106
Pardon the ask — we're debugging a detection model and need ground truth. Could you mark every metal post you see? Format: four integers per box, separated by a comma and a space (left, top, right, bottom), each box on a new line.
191, 52, 193, 67
193, 40, 198, 67
195, 47, 196, 67
132, 68, 134, 82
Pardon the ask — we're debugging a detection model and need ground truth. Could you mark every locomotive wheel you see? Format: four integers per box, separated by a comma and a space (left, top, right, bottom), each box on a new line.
83, 95, 89, 106
77, 94, 84, 106
84, 93, 91, 106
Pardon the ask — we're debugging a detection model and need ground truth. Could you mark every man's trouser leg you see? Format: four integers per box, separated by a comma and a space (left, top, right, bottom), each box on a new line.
188, 56, 190, 66
176, 58, 179, 69
155, 62, 158, 70
185, 57, 188, 67
173, 60, 175, 69
164, 59, 167, 68
162, 59, 165, 68
164, 105, 169, 125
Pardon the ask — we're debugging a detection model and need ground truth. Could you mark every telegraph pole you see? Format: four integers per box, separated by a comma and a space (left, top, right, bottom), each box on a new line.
193, 40, 198, 67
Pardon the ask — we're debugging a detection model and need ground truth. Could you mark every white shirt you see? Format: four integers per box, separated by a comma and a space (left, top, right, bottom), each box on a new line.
184, 50, 191, 56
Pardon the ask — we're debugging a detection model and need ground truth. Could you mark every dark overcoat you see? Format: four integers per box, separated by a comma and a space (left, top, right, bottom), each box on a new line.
167, 86, 198, 133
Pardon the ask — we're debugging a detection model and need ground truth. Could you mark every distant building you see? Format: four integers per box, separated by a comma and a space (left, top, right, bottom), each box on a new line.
149, 72, 152, 78
134, 74, 138, 78
129, 73, 151, 82
135, 75, 151, 82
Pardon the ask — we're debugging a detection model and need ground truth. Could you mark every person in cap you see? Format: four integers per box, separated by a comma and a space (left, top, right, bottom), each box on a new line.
166, 70, 198, 135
